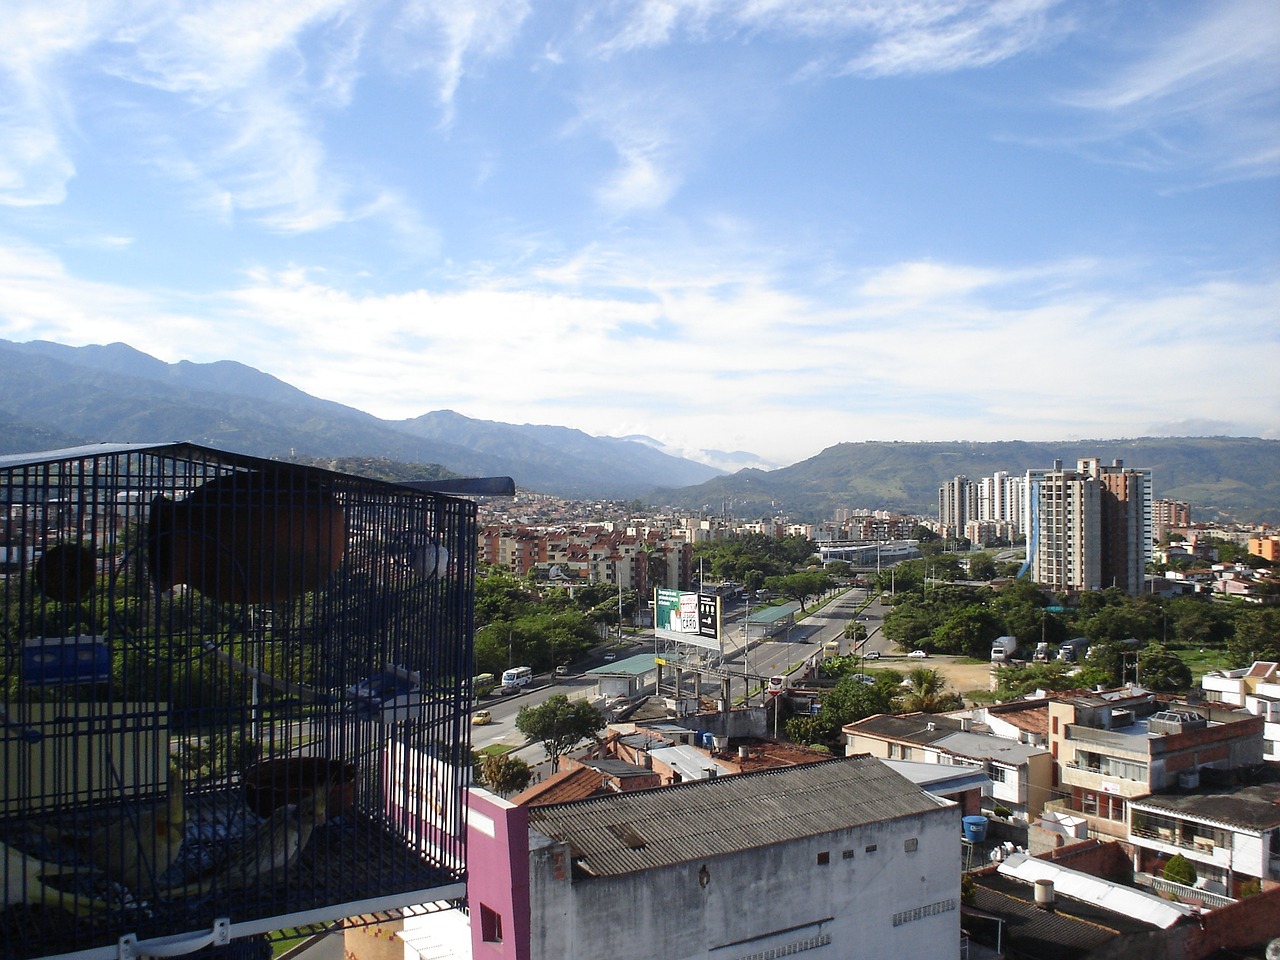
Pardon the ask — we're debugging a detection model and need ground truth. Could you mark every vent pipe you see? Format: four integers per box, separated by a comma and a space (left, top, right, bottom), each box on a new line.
1035, 879, 1056, 911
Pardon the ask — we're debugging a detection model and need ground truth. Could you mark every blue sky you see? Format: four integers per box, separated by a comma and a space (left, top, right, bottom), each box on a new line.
1, 1, 1277, 470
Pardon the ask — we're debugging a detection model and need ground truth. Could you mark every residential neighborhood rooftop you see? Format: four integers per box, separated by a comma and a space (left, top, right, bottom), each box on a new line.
1129, 783, 1280, 832
525, 755, 951, 878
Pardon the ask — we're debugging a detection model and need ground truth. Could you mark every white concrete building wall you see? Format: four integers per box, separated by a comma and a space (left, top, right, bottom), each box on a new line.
1233, 832, 1265, 879
526, 809, 961, 960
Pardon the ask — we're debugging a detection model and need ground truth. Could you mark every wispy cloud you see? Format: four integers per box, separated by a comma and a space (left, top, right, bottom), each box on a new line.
593, 0, 1065, 74
1063, 0, 1280, 180
390, 0, 530, 125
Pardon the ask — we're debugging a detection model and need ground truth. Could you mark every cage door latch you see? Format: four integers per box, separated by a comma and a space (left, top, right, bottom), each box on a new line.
118, 919, 231, 959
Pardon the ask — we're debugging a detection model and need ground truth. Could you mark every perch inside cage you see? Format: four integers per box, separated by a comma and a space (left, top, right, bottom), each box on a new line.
146, 470, 346, 604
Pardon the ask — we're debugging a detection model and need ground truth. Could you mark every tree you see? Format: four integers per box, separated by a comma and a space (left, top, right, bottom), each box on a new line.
478, 752, 533, 797
842, 621, 868, 645
1227, 608, 1280, 667
995, 661, 1085, 698
896, 668, 964, 713
1137, 642, 1193, 692
1163, 853, 1197, 887
786, 676, 894, 750
929, 605, 1004, 658
516, 695, 606, 770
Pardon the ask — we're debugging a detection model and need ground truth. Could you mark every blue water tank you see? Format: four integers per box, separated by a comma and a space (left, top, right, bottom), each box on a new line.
962, 815, 989, 842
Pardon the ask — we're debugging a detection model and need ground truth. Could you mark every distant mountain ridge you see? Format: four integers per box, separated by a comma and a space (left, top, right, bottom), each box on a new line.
0, 339, 724, 498
663, 438, 1280, 525
0, 338, 1274, 523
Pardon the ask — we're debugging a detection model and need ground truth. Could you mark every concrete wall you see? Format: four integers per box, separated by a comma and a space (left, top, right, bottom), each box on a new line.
468, 788, 532, 960
526, 806, 961, 960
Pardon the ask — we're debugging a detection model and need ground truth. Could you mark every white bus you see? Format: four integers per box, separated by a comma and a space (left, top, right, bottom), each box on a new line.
501, 666, 534, 691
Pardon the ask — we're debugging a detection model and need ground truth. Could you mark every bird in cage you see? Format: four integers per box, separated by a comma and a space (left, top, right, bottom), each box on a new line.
44, 768, 187, 895
169, 786, 327, 898
2, 843, 110, 916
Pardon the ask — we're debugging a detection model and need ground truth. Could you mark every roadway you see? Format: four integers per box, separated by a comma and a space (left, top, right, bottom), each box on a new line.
470, 585, 902, 749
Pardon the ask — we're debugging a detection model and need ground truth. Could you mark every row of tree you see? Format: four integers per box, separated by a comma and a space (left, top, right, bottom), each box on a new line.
472, 571, 626, 677
872, 561, 1279, 677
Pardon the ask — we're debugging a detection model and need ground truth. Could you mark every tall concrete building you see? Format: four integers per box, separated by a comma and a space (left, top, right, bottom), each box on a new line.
938, 475, 976, 539
1023, 458, 1152, 595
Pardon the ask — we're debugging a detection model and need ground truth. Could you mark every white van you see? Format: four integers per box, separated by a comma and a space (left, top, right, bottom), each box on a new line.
501, 665, 534, 692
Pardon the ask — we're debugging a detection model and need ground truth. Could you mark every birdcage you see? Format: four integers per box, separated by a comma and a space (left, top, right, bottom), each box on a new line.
0, 443, 481, 960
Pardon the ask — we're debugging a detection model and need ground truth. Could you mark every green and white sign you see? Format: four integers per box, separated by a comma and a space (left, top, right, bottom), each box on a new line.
654, 588, 721, 651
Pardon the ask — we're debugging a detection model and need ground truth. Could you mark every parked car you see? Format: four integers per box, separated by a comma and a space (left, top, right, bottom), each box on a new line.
471, 709, 493, 726
851, 674, 876, 686
554, 664, 570, 677
908, 650, 929, 659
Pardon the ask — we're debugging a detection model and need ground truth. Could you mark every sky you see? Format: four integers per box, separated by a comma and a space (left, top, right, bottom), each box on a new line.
1, 1, 1277, 471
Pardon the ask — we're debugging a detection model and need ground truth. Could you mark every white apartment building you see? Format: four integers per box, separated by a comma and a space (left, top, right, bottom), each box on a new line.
1201, 661, 1280, 763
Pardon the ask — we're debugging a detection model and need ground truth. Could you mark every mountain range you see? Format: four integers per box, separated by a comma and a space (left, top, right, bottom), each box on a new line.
1, 338, 1276, 524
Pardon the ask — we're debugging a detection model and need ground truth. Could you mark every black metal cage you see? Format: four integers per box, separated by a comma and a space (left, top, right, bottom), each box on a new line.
0, 443, 475, 959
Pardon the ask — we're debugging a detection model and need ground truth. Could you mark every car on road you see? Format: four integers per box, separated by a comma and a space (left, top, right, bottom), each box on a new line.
471, 709, 493, 726
603, 652, 617, 662
908, 650, 929, 659
862, 651, 881, 661
554, 665, 570, 677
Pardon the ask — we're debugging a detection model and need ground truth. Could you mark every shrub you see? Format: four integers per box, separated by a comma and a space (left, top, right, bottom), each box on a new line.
1163, 853, 1197, 887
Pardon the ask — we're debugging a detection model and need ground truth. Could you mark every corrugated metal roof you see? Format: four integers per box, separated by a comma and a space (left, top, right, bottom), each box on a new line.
997, 853, 1194, 929
525, 755, 951, 878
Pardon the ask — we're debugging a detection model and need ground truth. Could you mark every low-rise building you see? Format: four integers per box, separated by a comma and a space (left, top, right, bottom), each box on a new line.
843, 713, 1052, 822
463, 755, 962, 960
1201, 661, 1280, 763
1047, 689, 1265, 841
1128, 783, 1280, 897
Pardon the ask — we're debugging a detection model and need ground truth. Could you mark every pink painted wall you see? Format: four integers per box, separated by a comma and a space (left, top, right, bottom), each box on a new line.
468, 788, 531, 960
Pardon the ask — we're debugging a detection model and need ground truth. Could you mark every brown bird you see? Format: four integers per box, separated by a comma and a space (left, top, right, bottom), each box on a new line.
46, 768, 186, 894
170, 787, 327, 898
3, 843, 109, 916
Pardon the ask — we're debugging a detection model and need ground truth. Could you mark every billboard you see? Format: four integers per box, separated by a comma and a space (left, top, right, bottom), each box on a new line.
654, 588, 721, 652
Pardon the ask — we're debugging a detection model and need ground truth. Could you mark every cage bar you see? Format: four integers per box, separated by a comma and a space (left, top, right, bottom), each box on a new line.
0, 443, 475, 960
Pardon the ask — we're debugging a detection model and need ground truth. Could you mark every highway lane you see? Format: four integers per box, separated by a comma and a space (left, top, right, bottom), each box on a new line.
470, 584, 902, 746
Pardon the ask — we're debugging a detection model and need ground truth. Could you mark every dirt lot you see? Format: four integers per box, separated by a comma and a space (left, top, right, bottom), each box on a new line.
884, 654, 994, 702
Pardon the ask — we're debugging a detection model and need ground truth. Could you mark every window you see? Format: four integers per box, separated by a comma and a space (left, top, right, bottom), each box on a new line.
987, 764, 1007, 783
842, 849, 855, 860
480, 904, 503, 943
904, 838, 918, 853
865, 844, 877, 853
817, 851, 830, 865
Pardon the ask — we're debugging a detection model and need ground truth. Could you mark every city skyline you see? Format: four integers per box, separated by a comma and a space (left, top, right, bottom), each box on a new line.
1, 1, 1277, 468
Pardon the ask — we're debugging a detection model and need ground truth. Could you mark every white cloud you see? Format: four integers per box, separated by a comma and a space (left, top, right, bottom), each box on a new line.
593, 0, 1065, 75
0, 240, 1275, 466
1063, 0, 1280, 179
390, 0, 531, 123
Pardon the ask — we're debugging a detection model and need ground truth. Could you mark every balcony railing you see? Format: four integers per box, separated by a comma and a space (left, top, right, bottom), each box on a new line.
1131, 824, 1224, 855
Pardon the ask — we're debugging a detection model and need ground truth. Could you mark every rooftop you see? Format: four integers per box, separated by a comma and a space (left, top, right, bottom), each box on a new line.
512, 767, 614, 806
848, 713, 1048, 763
1130, 783, 1280, 832
526, 755, 950, 878
585, 654, 658, 676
